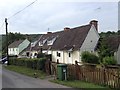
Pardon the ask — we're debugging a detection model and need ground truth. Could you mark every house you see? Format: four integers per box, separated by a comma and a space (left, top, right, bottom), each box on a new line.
103, 36, 120, 64
20, 35, 43, 58
8, 39, 30, 56
25, 20, 100, 64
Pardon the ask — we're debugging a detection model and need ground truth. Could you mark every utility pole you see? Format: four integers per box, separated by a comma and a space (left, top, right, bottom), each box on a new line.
5, 18, 9, 65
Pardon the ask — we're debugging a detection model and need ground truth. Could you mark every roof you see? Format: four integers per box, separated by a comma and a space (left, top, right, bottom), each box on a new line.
31, 24, 91, 51
8, 40, 24, 48
104, 35, 120, 52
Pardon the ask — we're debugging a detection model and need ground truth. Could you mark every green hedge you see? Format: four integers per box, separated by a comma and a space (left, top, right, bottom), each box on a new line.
81, 51, 99, 64
102, 56, 117, 65
9, 57, 46, 71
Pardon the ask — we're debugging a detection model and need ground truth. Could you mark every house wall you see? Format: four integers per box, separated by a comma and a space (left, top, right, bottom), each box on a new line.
80, 25, 100, 52
18, 39, 30, 54
72, 51, 80, 64
51, 28, 99, 64
51, 50, 80, 64
52, 51, 64, 63
30, 51, 38, 58
8, 48, 19, 55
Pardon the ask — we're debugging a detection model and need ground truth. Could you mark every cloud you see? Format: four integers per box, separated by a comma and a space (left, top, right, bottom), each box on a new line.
0, 1, 118, 34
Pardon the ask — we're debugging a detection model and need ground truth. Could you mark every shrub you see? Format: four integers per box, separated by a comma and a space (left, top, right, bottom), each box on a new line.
81, 51, 99, 64
37, 53, 45, 58
102, 56, 117, 65
9, 57, 47, 71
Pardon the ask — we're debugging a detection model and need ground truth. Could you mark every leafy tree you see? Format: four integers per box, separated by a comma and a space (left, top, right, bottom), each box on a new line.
102, 56, 117, 65
81, 51, 99, 64
118, 30, 120, 35
2, 32, 25, 55
97, 37, 114, 63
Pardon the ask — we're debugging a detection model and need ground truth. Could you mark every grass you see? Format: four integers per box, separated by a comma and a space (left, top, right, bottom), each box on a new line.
4, 65, 47, 79
50, 80, 112, 90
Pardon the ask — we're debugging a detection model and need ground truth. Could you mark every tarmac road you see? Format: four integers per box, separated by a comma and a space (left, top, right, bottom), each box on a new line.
2, 67, 71, 88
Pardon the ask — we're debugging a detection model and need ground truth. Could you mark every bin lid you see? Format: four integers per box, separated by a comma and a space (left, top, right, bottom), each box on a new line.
57, 64, 67, 67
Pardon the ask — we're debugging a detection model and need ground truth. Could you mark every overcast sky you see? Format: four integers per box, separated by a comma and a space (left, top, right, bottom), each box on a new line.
0, 0, 119, 34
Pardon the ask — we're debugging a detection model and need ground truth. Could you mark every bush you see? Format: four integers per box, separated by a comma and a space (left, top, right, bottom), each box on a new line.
102, 56, 117, 65
9, 57, 47, 71
37, 53, 45, 58
81, 51, 99, 64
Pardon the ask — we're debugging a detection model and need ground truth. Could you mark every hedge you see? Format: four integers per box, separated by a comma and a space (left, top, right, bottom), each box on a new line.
9, 57, 46, 71
102, 56, 117, 65
81, 51, 99, 64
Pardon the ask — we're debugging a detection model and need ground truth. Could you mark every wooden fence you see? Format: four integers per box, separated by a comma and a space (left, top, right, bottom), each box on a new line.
45, 61, 120, 89
67, 62, 120, 89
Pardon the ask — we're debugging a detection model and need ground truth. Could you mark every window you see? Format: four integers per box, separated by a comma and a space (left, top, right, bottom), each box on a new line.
34, 53, 37, 56
31, 41, 37, 47
39, 39, 47, 46
47, 37, 57, 45
47, 40, 52, 45
69, 52, 71, 57
26, 52, 29, 57
39, 41, 43, 46
57, 52, 60, 57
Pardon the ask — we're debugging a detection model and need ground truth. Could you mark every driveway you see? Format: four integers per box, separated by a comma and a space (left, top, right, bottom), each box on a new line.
2, 67, 71, 88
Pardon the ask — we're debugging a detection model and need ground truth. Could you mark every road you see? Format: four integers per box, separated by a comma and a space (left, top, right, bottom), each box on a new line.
2, 67, 71, 88
0, 64, 2, 89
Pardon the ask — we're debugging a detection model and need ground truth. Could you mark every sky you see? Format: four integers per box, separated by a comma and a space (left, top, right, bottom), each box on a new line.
0, 0, 119, 34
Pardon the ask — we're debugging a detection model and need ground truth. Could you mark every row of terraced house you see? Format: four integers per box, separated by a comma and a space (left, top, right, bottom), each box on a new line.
8, 20, 120, 64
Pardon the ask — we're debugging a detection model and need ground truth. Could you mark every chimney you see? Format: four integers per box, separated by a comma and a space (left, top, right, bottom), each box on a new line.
64, 27, 70, 31
47, 32, 52, 34
90, 20, 98, 31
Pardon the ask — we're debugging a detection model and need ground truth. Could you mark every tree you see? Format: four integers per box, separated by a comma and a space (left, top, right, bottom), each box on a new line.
81, 51, 99, 64
97, 37, 114, 63
118, 30, 120, 35
2, 32, 25, 56
102, 56, 117, 65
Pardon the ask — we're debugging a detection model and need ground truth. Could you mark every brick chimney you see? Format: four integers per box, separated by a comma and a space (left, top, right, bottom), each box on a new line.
64, 27, 70, 31
47, 32, 52, 34
90, 20, 98, 32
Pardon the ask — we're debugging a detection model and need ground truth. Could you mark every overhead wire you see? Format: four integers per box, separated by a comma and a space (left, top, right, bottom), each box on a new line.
8, 0, 38, 20
1, 0, 38, 34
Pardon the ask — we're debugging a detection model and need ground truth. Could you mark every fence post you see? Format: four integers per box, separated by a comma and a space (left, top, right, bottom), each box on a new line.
103, 65, 106, 86
75, 60, 79, 80
118, 67, 120, 88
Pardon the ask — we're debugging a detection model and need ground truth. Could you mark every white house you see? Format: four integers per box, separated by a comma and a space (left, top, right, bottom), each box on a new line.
25, 20, 100, 64
8, 39, 30, 56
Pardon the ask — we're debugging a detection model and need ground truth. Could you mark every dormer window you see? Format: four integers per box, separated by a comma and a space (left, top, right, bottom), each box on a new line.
39, 41, 43, 46
31, 43, 35, 47
47, 37, 57, 45
31, 41, 37, 47
39, 39, 47, 46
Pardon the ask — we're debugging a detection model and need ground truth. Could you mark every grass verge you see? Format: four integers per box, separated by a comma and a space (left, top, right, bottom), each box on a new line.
50, 80, 112, 90
4, 65, 47, 79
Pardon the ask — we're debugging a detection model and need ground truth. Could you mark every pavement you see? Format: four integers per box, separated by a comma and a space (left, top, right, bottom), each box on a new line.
2, 67, 72, 88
